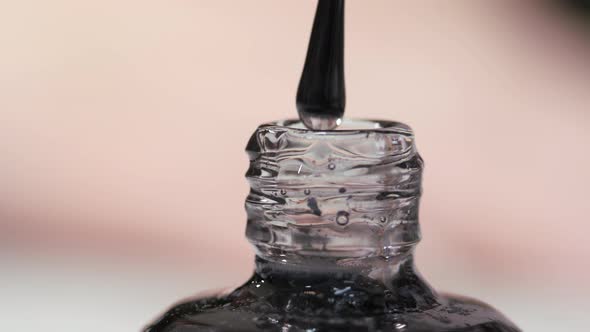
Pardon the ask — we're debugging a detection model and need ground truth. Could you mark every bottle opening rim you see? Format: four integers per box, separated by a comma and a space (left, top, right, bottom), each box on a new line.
259, 118, 413, 135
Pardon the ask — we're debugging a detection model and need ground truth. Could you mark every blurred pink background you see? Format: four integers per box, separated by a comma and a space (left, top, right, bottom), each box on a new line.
1, 1, 589, 331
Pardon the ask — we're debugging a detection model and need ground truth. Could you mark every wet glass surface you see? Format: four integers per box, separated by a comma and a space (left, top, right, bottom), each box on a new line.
145, 120, 520, 332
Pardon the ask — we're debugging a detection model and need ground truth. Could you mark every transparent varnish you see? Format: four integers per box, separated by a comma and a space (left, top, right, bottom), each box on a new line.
144, 119, 521, 332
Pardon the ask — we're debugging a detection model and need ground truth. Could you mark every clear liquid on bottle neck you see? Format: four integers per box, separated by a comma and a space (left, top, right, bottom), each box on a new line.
245, 119, 423, 271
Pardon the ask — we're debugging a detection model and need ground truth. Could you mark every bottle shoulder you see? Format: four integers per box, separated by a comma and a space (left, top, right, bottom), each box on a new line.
417, 293, 520, 332
145, 276, 519, 332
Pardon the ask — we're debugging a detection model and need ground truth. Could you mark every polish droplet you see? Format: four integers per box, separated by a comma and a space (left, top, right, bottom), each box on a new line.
304, 189, 311, 195
336, 211, 349, 225
380, 216, 387, 223
280, 189, 288, 196
328, 163, 336, 170
339, 187, 346, 193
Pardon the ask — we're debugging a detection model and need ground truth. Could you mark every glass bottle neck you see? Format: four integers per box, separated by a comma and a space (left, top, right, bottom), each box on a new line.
254, 246, 417, 284
245, 119, 424, 274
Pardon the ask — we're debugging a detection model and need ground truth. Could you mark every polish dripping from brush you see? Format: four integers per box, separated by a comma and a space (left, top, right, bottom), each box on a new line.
296, 0, 346, 131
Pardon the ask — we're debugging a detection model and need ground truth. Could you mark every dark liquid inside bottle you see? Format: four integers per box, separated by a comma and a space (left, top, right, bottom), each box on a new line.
146, 258, 519, 332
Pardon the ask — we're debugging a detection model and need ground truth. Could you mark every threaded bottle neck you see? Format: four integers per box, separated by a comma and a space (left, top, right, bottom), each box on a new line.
245, 119, 423, 266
